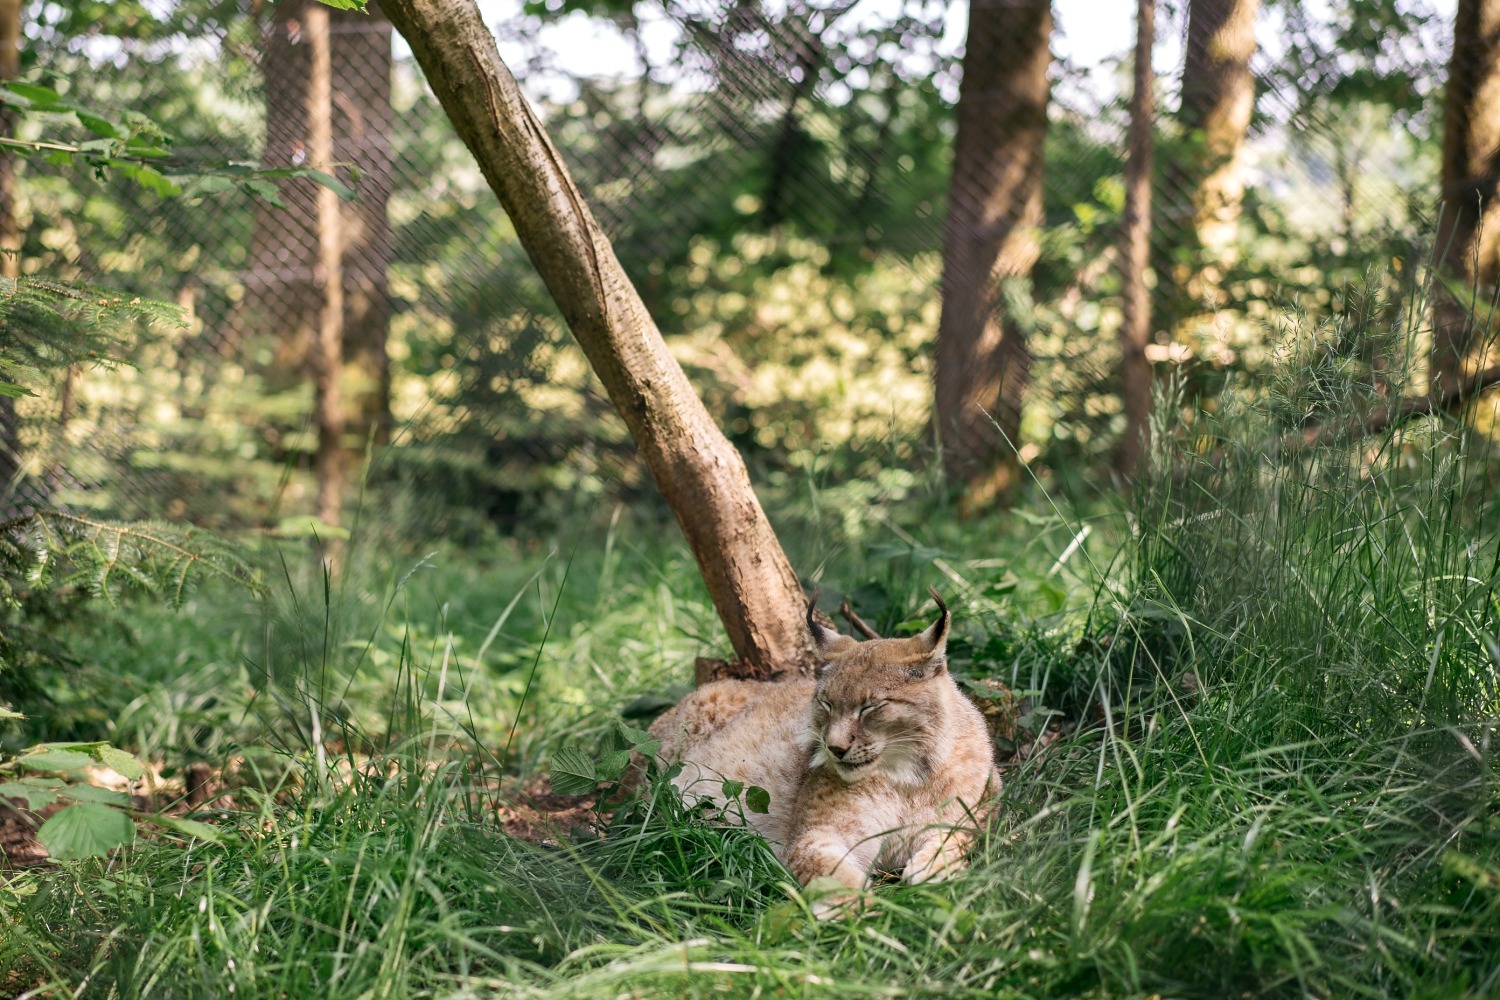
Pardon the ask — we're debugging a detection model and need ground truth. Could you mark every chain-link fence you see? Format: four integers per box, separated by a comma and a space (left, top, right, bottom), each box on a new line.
6, 0, 1453, 534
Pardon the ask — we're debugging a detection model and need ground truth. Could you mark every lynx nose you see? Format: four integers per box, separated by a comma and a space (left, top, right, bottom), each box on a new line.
827, 743, 850, 760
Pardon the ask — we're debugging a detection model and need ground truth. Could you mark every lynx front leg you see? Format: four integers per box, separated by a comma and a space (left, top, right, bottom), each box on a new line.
785, 835, 869, 918
904, 827, 973, 884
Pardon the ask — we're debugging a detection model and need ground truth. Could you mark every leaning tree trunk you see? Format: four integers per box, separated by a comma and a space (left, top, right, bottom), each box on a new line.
1166, 0, 1258, 318
381, 0, 820, 679
1116, 0, 1156, 482
1433, 0, 1500, 398
934, 0, 1051, 510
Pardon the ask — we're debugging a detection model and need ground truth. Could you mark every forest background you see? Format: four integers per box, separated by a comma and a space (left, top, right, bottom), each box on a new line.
1, 0, 1499, 996
5, 0, 1473, 531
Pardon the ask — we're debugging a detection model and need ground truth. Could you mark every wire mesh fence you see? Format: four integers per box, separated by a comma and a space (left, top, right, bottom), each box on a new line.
4, 0, 1454, 534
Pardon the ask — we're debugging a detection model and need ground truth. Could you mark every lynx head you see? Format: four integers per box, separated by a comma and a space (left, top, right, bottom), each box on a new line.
803, 589, 952, 784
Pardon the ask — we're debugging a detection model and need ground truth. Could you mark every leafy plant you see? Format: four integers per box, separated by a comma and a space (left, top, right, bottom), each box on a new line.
0, 81, 357, 204
0, 708, 218, 861
549, 717, 659, 795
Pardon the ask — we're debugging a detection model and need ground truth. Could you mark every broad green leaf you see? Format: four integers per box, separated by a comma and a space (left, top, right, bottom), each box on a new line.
0, 780, 57, 809
97, 745, 145, 780
4, 82, 62, 108
257, 167, 356, 200
721, 779, 744, 800
745, 786, 770, 814
315, 0, 369, 9
57, 784, 133, 807
595, 749, 631, 782
75, 112, 121, 139
0, 380, 32, 398
242, 179, 283, 207
114, 162, 180, 198
122, 139, 171, 159
548, 748, 597, 796
37, 802, 135, 860
145, 814, 222, 844
615, 719, 654, 746
634, 738, 660, 759
18, 749, 94, 771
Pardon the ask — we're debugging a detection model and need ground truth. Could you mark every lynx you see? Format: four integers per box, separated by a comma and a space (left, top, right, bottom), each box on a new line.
646, 591, 997, 912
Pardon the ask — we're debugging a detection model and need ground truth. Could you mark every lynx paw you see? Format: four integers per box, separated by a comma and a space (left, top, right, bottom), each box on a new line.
803, 876, 867, 920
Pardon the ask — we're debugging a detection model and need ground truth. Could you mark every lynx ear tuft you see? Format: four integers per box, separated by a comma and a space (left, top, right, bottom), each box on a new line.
807, 591, 846, 656
911, 587, 949, 673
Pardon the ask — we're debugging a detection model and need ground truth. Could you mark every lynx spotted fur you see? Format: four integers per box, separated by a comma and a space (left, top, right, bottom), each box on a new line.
646, 592, 997, 910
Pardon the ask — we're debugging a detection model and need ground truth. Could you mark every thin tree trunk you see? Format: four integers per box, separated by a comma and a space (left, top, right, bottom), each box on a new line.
333, 1, 394, 448
307, 3, 346, 534
762, 28, 821, 229
0, 0, 22, 499
1170, 0, 1258, 313
1117, 0, 1156, 482
934, 0, 1051, 509
381, 0, 820, 678
1433, 0, 1500, 397
247, 0, 321, 378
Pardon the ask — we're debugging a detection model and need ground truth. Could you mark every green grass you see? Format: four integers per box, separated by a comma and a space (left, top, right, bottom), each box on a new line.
3, 369, 1499, 997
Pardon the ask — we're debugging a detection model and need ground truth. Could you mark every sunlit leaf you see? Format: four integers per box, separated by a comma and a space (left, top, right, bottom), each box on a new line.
4, 82, 62, 108
18, 749, 94, 771
97, 745, 145, 780
75, 111, 121, 139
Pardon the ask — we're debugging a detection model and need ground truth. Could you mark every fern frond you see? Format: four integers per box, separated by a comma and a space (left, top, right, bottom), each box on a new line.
0, 276, 183, 396
1, 511, 262, 609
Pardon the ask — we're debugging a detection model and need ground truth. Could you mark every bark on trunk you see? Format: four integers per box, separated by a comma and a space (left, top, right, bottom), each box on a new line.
934, 0, 1051, 509
381, 0, 820, 678
1116, 0, 1156, 482
1433, 0, 1500, 397
0, 0, 22, 498
247, 0, 321, 377
333, 1, 394, 447
307, 3, 346, 533
1169, 0, 1258, 312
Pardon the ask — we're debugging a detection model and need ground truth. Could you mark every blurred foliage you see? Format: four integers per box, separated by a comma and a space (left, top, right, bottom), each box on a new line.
3, 0, 1456, 537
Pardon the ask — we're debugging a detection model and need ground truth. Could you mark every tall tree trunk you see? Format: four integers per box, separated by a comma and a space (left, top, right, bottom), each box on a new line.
1169, 0, 1258, 315
0, 0, 22, 499
247, 0, 321, 379
249, 0, 382, 525
762, 27, 821, 229
307, 3, 346, 533
333, 1, 394, 448
934, 0, 1051, 509
1117, 0, 1156, 482
381, 0, 820, 679
1433, 0, 1500, 397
